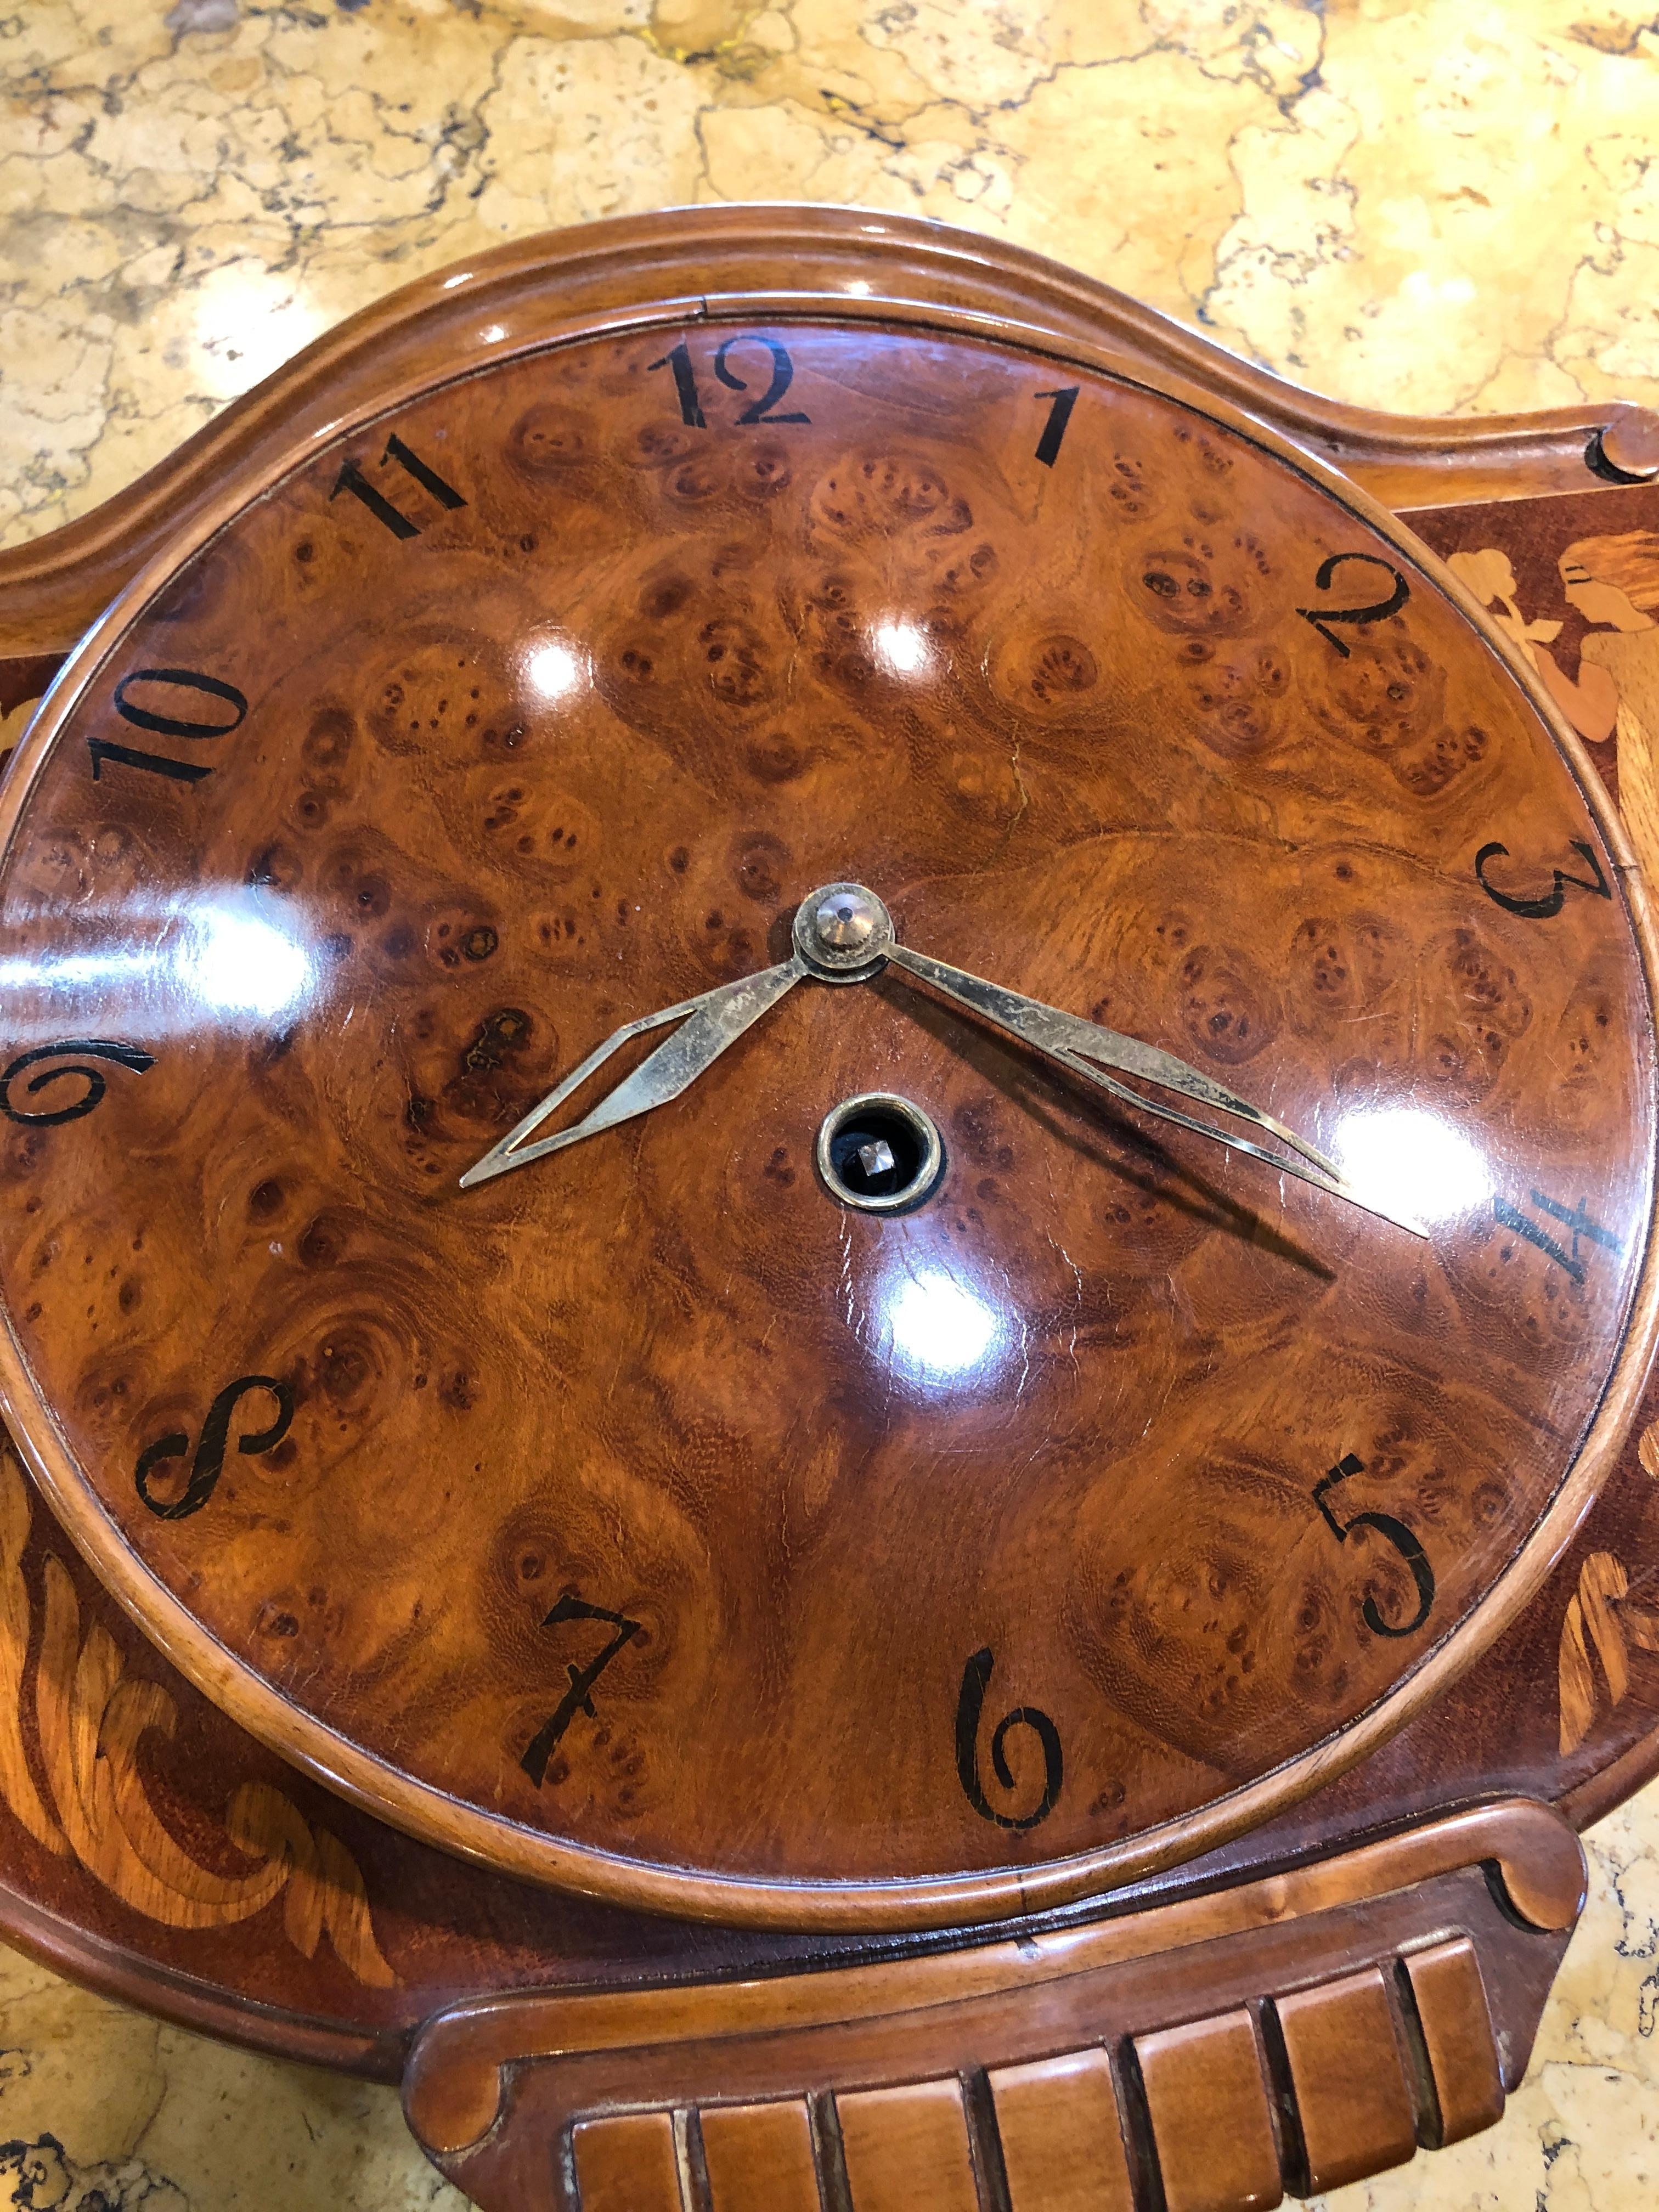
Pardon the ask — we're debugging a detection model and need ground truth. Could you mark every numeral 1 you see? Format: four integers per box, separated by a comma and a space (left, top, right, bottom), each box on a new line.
1033, 385, 1079, 468
647, 340, 707, 428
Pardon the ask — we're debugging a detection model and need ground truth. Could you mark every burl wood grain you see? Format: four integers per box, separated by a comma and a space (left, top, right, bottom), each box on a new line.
0, 319, 1651, 1927
3, 206, 1654, 680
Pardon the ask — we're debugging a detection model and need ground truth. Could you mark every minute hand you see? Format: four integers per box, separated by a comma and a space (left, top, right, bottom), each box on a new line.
884, 943, 1421, 1234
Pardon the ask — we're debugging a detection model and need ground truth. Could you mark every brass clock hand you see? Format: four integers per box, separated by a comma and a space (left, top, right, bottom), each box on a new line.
458, 955, 805, 1188
882, 940, 1426, 1238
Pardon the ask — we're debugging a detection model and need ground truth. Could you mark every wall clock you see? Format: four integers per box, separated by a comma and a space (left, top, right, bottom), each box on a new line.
3, 206, 1659, 2212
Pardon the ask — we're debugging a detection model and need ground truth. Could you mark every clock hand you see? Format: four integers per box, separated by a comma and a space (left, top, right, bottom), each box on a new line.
458, 955, 805, 1189
884, 941, 1426, 1238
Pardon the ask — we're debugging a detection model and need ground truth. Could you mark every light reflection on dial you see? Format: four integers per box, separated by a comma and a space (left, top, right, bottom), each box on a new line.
1334, 1106, 1495, 1227
871, 1261, 1009, 1390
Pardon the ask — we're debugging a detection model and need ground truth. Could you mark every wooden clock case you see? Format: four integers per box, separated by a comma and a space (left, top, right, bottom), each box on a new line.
1, 206, 1659, 2212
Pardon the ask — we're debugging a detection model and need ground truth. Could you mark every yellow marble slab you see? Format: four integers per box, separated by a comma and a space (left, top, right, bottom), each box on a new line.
5, 0, 1659, 2207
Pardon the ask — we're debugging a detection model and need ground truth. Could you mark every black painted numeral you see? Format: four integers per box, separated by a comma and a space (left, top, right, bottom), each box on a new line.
713, 336, 809, 424
1494, 1189, 1621, 1286
955, 1646, 1063, 1831
135, 1375, 294, 1523
1033, 385, 1079, 468
647, 339, 706, 427
521, 1593, 644, 1787
0, 1040, 154, 1127
1312, 1453, 1435, 1638
87, 740, 212, 786
89, 667, 249, 787
1296, 551, 1410, 657
1475, 837, 1612, 919
648, 336, 809, 428
331, 435, 467, 539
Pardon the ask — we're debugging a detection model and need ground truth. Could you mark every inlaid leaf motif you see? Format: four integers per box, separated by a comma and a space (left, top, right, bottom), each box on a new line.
1559, 1550, 1659, 1754
0, 1444, 394, 1985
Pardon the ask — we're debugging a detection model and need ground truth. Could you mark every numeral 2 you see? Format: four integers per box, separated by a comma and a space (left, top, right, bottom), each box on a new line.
520, 1594, 644, 1787
88, 668, 247, 787
1297, 551, 1410, 656
955, 1646, 1063, 1830
647, 335, 810, 427
1312, 1453, 1435, 1637
331, 434, 467, 540
1475, 837, 1612, 919
135, 1375, 294, 1522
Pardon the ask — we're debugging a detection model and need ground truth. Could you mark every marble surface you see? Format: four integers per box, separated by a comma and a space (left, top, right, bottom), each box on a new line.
6, 0, 1659, 2206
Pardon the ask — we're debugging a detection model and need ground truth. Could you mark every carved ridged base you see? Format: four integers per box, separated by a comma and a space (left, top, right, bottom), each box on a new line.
405, 1799, 1582, 2211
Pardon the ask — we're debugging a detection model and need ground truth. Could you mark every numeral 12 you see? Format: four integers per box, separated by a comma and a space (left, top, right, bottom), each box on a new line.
647, 335, 810, 427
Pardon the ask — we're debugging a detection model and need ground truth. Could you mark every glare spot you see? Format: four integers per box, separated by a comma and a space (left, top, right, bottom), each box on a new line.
872, 620, 930, 676
525, 640, 584, 700
845, 279, 873, 297
1335, 1106, 1493, 1227
479, 323, 506, 344
188, 266, 330, 401
442, 271, 473, 290
183, 905, 312, 1019
881, 1267, 1003, 1383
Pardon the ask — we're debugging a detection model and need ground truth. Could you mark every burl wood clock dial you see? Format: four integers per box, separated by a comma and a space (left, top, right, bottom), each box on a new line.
0, 248, 1654, 1936
10, 210, 1659, 2212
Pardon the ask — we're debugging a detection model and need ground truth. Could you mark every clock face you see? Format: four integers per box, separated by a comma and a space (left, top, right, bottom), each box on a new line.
0, 312, 1652, 1928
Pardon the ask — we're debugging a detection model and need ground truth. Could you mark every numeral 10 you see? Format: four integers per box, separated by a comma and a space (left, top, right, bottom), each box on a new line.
88, 668, 248, 787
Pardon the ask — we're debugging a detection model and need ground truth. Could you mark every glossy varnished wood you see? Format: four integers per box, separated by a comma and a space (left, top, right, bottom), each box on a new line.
0, 268, 1654, 1930
0, 208, 1652, 689
400, 1798, 1579, 2210
3, 215, 1659, 2210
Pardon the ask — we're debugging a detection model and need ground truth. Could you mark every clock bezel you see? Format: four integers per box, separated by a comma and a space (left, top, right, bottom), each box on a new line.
1, 207, 1655, 1934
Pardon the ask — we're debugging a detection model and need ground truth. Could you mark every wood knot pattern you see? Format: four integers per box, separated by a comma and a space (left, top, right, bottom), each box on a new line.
0, 315, 1651, 1921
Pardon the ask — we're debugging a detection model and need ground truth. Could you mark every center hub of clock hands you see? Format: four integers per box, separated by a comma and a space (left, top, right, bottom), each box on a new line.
459, 879, 1420, 1235
792, 880, 896, 983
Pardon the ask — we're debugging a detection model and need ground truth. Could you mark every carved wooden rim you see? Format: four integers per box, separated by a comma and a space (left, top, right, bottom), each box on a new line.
2, 207, 1656, 1932
402, 1795, 1587, 2155
2, 202, 1652, 666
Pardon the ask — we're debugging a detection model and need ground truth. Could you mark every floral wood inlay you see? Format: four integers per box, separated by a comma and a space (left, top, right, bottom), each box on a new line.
1559, 1550, 1659, 1756
0, 1444, 394, 1986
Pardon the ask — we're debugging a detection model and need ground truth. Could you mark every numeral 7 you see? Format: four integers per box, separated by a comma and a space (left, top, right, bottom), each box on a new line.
520, 1593, 643, 1787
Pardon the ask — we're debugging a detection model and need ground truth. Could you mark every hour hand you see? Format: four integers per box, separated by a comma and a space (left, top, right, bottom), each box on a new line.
458, 956, 805, 1189
885, 942, 1425, 1237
